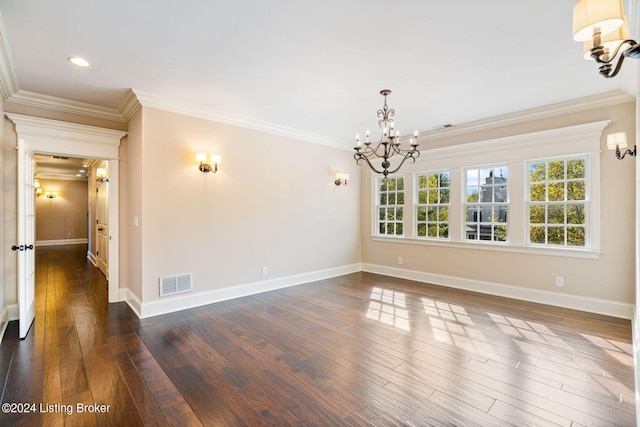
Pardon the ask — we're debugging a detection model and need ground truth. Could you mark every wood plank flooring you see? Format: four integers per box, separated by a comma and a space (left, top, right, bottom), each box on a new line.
0, 244, 635, 426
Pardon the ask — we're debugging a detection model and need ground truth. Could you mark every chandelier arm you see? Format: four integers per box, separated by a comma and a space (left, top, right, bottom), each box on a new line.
354, 153, 386, 175
385, 151, 421, 175
594, 40, 637, 65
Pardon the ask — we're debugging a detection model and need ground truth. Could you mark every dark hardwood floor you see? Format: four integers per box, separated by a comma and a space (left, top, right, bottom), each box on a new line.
0, 244, 635, 426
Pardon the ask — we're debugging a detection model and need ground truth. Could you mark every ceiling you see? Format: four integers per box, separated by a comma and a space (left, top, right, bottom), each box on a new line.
0, 0, 636, 153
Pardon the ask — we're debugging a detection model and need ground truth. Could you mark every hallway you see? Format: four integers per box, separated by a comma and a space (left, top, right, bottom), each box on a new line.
0, 244, 144, 426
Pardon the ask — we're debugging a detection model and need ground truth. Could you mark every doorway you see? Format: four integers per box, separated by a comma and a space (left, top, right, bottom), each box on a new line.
7, 113, 126, 339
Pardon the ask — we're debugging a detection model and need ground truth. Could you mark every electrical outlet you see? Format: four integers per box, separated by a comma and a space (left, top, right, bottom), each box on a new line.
262, 266, 268, 276
555, 276, 564, 287
397, 257, 403, 265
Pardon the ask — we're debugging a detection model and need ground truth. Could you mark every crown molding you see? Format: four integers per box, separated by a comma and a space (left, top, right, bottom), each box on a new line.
0, 13, 18, 100
6, 89, 126, 122
119, 89, 141, 122
132, 89, 350, 151
415, 90, 634, 142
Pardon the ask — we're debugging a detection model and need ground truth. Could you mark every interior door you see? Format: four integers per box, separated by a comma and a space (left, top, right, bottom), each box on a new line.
13, 141, 36, 339
96, 180, 109, 278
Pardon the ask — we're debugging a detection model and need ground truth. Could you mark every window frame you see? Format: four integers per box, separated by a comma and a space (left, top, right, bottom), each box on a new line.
415, 170, 451, 240
368, 120, 605, 259
463, 164, 510, 243
525, 155, 590, 248
374, 175, 406, 237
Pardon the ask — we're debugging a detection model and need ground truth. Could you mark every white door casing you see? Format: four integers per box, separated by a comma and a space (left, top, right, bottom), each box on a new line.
96, 178, 109, 277
6, 114, 126, 312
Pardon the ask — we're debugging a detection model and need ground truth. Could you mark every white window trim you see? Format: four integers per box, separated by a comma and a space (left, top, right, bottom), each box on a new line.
415, 170, 451, 241
369, 120, 607, 259
525, 155, 591, 249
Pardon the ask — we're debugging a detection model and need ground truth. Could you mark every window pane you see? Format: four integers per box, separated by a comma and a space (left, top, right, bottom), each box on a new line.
417, 207, 426, 221
567, 204, 585, 224
439, 172, 450, 187
396, 208, 403, 220
439, 189, 450, 204
380, 193, 388, 205
466, 207, 478, 222
548, 227, 565, 245
567, 227, 585, 246
567, 181, 585, 201
427, 207, 437, 221
467, 188, 479, 203
380, 180, 388, 191
548, 182, 565, 201
418, 190, 428, 204
548, 204, 565, 224
397, 192, 405, 204
397, 177, 405, 190
438, 225, 449, 239
417, 223, 426, 237
494, 225, 507, 242
388, 193, 396, 205
428, 189, 438, 204
530, 183, 546, 201
386, 208, 395, 220
567, 159, 585, 179
530, 226, 545, 244
386, 223, 395, 235
379, 223, 386, 234
530, 205, 545, 224
417, 175, 428, 189
548, 161, 565, 180
466, 169, 478, 186
427, 224, 437, 237
396, 223, 403, 235
438, 206, 449, 222
529, 162, 546, 182
379, 208, 386, 221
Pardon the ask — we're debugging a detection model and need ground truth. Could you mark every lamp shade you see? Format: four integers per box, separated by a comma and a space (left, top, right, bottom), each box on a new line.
573, 0, 624, 42
195, 153, 208, 162
583, 17, 630, 59
606, 132, 627, 150
210, 154, 221, 164
96, 167, 107, 178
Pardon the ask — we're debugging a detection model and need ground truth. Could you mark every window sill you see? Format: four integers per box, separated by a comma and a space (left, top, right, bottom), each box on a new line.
370, 236, 601, 259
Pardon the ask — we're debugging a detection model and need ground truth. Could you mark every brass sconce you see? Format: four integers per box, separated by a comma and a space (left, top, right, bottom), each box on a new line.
44, 191, 57, 199
196, 153, 221, 173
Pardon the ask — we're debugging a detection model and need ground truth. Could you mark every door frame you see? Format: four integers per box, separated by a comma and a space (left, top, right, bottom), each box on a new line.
6, 113, 127, 303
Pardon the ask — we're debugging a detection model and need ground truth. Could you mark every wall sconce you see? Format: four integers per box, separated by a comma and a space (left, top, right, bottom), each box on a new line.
44, 191, 57, 199
96, 168, 109, 183
572, 0, 639, 78
34, 179, 42, 196
334, 173, 349, 186
196, 153, 220, 173
607, 132, 636, 159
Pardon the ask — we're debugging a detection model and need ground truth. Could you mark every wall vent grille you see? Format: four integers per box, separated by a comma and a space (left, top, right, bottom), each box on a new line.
159, 273, 193, 297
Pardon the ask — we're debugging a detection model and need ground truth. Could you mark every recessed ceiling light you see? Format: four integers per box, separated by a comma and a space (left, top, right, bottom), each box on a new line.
68, 57, 90, 67
79, 169, 86, 173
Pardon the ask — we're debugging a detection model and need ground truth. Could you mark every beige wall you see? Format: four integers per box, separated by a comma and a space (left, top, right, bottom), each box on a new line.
122, 110, 142, 298
35, 179, 88, 242
361, 100, 636, 305
0, 96, 5, 322
132, 107, 361, 303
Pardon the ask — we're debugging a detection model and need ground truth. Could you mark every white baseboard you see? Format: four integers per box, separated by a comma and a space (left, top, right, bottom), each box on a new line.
119, 288, 142, 318
0, 303, 19, 342
138, 263, 362, 319
363, 263, 634, 320
36, 238, 88, 247
87, 251, 98, 267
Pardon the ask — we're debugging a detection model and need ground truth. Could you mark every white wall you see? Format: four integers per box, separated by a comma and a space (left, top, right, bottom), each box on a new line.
127, 107, 361, 316
0, 96, 6, 335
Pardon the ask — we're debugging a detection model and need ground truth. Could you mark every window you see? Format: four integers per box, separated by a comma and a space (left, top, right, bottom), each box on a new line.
376, 176, 404, 236
464, 166, 508, 242
527, 157, 587, 247
416, 171, 450, 239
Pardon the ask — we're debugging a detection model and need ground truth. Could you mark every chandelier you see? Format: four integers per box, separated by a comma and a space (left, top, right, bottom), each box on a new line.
572, 0, 639, 78
354, 89, 419, 177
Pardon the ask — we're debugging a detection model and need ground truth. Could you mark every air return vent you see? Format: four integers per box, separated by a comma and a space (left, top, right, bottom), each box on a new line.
159, 273, 193, 297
